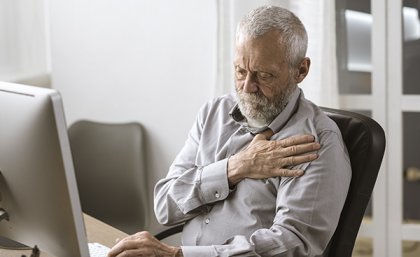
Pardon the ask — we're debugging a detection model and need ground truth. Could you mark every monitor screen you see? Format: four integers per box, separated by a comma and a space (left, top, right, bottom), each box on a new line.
0, 82, 90, 257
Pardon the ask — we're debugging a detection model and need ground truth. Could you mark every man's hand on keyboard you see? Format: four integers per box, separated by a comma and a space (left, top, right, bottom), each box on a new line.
107, 231, 183, 257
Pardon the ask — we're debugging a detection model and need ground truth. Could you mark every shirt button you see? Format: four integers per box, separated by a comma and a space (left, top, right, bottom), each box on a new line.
215, 192, 220, 198
205, 218, 210, 224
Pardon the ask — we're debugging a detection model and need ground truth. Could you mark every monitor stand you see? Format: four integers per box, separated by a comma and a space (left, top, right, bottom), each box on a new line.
0, 208, 8, 222
0, 172, 30, 250
0, 210, 30, 249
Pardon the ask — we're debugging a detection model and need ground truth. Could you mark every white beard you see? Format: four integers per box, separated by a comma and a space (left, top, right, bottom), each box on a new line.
236, 84, 295, 128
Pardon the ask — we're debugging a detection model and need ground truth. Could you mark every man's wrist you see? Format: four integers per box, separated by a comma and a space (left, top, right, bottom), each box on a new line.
227, 155, 243, 186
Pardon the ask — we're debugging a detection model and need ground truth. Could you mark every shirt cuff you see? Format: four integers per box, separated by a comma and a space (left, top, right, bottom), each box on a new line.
199, 158, 229, 204
181, 245, 216, 257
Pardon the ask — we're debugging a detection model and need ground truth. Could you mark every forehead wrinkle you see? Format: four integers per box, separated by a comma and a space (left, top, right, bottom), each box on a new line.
235, 33, 286, 73
235, 48, 282, 74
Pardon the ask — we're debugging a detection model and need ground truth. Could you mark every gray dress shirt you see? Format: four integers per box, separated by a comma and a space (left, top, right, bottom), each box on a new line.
154, 87, 351, 257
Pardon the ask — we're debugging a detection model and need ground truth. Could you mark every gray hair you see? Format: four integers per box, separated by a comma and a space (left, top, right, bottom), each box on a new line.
236, 6, 308, 69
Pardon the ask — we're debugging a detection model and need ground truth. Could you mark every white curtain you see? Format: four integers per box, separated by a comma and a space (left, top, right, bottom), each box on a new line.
0, 0, 50, 86
215, 0, 339, 108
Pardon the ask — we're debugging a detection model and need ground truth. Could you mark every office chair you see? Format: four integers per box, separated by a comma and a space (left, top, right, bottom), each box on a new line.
154, 107, 386, 257
68, 120, 149, 234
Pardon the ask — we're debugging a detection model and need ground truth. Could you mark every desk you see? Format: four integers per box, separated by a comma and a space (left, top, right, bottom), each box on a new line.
0, 214, 128, 257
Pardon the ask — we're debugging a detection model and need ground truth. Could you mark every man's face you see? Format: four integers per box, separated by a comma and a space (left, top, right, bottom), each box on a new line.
233, 30, 296, 125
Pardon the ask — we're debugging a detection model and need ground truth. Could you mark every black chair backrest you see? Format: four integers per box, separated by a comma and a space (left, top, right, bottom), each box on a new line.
321, 107, 386, 257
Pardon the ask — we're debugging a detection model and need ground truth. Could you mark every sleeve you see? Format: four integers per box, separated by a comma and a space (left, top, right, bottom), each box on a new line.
154, 104, 231, 226
182, 130, 352, 257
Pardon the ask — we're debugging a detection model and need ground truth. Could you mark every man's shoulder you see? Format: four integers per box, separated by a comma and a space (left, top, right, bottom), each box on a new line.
195, 93, 239, 135
210, 93, 236, 106
292, 97, 342, 139
200, 93, 236, 114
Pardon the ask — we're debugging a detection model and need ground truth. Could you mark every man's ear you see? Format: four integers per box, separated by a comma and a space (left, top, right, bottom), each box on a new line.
295, 57, 311, 83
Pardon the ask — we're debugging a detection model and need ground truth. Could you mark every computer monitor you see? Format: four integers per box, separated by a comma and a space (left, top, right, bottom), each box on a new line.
0, 81, 90, 257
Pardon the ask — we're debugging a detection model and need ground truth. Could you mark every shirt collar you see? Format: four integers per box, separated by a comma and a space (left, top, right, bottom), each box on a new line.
229, 87, 301, 134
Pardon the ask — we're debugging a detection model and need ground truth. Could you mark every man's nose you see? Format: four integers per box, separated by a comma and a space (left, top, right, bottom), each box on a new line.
243, 74, 258, 93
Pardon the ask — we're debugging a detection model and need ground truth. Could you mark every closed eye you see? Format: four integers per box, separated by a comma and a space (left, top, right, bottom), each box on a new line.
256, 71, 275, 83
235, 67, 247, 80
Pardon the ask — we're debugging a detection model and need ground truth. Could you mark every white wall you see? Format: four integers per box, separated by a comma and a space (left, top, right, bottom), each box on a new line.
0, 0, 50, 83
49, 0, 217, 232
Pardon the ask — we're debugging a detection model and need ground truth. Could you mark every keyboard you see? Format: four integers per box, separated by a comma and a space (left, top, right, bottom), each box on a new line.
88, 242, 110, 257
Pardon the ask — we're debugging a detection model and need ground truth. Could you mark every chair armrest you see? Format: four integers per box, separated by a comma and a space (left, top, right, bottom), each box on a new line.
155, 224, 184, 241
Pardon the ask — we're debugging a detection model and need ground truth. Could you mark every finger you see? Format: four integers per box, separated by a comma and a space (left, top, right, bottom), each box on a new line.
278, 134, 316, 148
279, 153, 318, 167
280, 142, 320, 156
252, 129, 274, 142
260, 129, 274, 139
274, 168, 305, 177
253, 133, 269, 142
114, 248, 143, 257
108, 239, 141, 257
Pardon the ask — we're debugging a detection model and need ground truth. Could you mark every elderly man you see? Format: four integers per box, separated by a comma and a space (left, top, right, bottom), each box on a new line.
108, 5, 351, 257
